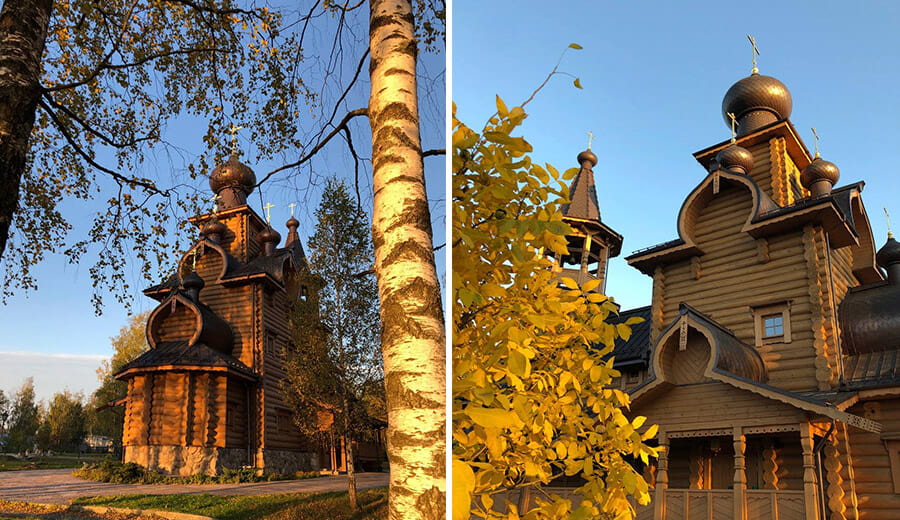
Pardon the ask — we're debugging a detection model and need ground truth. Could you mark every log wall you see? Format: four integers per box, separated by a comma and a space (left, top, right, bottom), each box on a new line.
633, 382, 804, 432
847, 399, 900, 519
660, 180, 818, 391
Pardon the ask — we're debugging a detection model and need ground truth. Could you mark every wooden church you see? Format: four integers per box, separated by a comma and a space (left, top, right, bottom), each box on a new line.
555, 63, 900, 519
114, 156, 326, 475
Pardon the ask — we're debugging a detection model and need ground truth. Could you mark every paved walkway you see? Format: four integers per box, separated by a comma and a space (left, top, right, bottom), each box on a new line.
0, 469, 389, 505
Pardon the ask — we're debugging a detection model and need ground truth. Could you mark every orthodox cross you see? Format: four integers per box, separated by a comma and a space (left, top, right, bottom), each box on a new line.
727, 112, 737, 143
263, 202, 275, 224
228, 124, 244, 155
811, 127, 821, 158
209, 193, 220, 213
747, 34, 760, 74
885, 207, 894, 238
587, 131, 594, 150
288, 202, 296, 217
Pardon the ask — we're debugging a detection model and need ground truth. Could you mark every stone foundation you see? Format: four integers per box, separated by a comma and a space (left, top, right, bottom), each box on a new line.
124, 445, 250, 476
258, 448, 319, 474
124, 445, 319, 475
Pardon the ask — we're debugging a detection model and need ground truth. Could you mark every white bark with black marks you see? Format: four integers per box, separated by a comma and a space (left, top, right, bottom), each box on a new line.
368, 0, 445, 519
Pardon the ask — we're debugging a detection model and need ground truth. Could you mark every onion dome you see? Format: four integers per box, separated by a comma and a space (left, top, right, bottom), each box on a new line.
577, 149, 598, 168
722, 74, 792, 136
258, 226, 281, 256
201, 219, 227, 243
877, 235, 900, 270
715, 144, 754, 174
209, 155, 256, 209
285, 216, 300, 246
182, 271, 205, 302
800, 157, 840, 197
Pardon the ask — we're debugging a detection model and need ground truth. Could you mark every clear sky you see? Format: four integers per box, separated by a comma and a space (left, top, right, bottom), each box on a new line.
452, 0, 900, 311
0, 7, 445, 403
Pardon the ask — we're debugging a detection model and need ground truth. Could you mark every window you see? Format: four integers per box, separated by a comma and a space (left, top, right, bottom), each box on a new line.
762, 314, 784, 338
751, 302, 792, 345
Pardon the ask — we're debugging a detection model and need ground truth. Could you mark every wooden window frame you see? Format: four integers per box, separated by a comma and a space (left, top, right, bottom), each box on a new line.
883, 436, 900, 493
751, 302, 792, 345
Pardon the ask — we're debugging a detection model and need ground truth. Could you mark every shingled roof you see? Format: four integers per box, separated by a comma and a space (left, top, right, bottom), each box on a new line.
115, 340, 257, 381
609, 306, 652, 368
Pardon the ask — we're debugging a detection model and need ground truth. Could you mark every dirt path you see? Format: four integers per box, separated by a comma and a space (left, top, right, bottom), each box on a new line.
0, 469, 388, 505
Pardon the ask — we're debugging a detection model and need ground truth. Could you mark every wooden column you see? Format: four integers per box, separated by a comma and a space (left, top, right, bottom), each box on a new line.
654, 430, 668, 520
733, 428, 747, 520
800, 423, 820, 520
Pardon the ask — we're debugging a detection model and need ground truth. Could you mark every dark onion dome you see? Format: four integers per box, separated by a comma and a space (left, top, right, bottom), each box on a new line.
577, 149, 598, 168
286, 216, 300, 229
182, 271, 205, 291
800, 156, 840, 198
715, 144, 754, 174
181, 271, 205, 302
209, 155, 256, 196
722, 73, 793, 136
876, 235, 900, 269
800, 157, 840, 189
201, 219, 227, 238
257, 226, 281, 246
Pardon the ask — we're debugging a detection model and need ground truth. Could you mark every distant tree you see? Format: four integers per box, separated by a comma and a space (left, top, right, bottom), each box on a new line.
284, 178, 382, 510
6, 378, 39, 453
86, 312, 150, 442
41, 391, 86, 452
0, 389, 10, 434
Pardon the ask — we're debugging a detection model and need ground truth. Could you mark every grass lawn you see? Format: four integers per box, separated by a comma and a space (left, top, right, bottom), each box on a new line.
0, 499, 165, 519
72, 488, 388, 520
0, 454, 108, 472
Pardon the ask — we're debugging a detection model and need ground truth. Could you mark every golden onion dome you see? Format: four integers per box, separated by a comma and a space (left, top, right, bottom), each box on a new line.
715, 144, 755, 174
722, 73, 792, 136
209, 155, 256, 196
800, 157, 840, 190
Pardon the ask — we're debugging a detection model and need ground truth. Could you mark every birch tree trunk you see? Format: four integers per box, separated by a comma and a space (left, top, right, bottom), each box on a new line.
368, 1, 445, 519
0, 0, 53, 261
342, 396, 358, 510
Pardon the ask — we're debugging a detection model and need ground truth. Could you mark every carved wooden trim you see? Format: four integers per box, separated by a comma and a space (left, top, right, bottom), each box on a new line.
800, 422, 820, 520
756, 238, 770, 263
824, 434, 847, 519
803, 224, 835, 389
744, 424, 799, 435
651, 266, 666, 343
668, 428, 732, 439
769, 136, 790, 206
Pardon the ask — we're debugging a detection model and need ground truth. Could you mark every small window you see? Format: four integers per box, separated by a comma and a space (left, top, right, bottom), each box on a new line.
763, 314, 784, 337
751, 302, 792, 345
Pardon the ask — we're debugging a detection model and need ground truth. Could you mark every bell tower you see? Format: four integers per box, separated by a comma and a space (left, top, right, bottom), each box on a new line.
557, 148, 623, 293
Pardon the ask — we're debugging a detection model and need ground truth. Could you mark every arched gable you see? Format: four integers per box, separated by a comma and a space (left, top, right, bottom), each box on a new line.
848, 192, 882, 283
176, 239, 237, 284
677, 170, 780, 247
146, 293, 234, 352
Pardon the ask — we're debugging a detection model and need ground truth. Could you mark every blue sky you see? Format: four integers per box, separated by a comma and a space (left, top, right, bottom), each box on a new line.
0, 8, 445, 403
452, 0, 900, 310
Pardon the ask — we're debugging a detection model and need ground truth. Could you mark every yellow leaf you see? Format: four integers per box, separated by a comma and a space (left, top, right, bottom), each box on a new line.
452, 459, 474, 520
573, 78, 583, 89
495, 95, 508, 117
568, 43, 583, 50
560, 277, 578, 289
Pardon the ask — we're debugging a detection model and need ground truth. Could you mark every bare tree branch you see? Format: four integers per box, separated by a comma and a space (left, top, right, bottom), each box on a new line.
422, 149, 445, 157
37, 99, 169, 196
42, 92, 158, 148
256, 108, 368, 187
